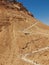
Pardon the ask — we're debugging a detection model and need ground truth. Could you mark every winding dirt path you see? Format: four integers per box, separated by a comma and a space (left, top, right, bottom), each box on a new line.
19, 46, 49, 65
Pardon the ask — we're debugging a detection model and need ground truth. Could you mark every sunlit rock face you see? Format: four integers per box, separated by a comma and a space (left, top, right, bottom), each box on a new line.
0, 1, 49, 65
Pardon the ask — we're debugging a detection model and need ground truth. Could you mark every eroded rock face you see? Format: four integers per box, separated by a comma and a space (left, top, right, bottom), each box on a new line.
0, 1, 49, 65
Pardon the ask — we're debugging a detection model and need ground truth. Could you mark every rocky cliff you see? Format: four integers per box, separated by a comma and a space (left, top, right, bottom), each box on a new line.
0, 1, 49, 65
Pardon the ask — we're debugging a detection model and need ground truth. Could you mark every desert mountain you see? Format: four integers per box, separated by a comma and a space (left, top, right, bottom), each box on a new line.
0, 0, 49, 65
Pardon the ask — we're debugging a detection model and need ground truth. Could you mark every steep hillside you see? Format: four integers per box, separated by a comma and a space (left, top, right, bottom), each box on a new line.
0, 1, 49, 65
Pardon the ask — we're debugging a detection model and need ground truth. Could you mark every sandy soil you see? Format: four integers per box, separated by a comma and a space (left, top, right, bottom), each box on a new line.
0, 1, 49, 65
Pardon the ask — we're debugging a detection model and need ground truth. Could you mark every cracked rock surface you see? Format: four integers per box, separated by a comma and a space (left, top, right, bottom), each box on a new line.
0, 1, 49, 65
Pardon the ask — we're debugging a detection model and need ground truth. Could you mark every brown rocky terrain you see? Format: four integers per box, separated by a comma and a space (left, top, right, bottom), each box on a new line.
0, 0, 49, 65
